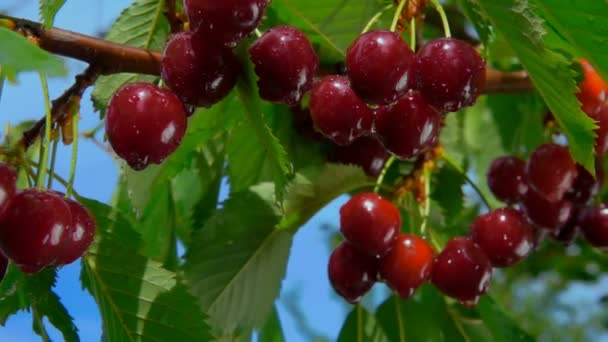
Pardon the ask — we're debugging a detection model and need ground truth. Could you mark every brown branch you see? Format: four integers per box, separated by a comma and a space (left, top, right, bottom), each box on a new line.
164, 0, 183, 34
21, 66, 100, 148
484, 68, 531, 93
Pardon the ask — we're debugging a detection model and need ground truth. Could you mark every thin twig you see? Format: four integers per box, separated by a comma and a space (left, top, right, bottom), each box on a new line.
164, 0, 183, 34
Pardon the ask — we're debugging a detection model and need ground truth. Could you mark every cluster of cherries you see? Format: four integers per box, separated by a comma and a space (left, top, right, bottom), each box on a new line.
0, 163, 95, 281
328, 192, 532, 306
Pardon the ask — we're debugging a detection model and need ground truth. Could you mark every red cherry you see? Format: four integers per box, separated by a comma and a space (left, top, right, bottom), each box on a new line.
105, 83, 188, 170
525, 143, 577, 202
578, 204, 608, 250
328, 241, 378, 304
0, 189, 72, 273
431, 237, 492, 306
309, 75, 373, 145
470, 208, 534, 267
379, 234, 434, 299
415, 38, 486, 112
161, 31, 240, 108
328, 136, 389, 177
0, 163, 17, 223
340, 193, 401, 257
565, 162, 604, 205
487, 156, 528, 204
521, 187, 573, 231
249, 25, 319, 106
184, 0, 270, 46
55, 198, 96, 266
346, 30, 415, 105
374, 91, 441, 159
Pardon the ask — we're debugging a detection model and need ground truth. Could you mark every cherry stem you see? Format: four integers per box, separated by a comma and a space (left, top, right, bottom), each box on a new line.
47, 136, 59, 188
441, 154, 492, 210
36, 72, 52, 189
390, 0, 408, 32
430, 0, 452, 38
410, 17, 416, 50
374, 155, 397, 193
67, 110, 79, 198
419, 167, 431, 237
254, 28, 263, 38
361, 3, 393, 34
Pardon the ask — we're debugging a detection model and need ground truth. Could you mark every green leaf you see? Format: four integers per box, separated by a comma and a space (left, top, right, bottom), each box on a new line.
474, 0, 597, 173
431, 165, 466, 222
0, 27, 67, 81
337, 306, 388, 342
534, 0, 608, 82
233, 67, 291, 202
280, 163, 372, 232
270, 0, 388, 63
376, 287, 465, 342
183, 185, 293, 334
39, 0, 66, 28
477, 297, 534, 342
80, 199, 211, 342
91, 0, 169, 112
258, 306, 285, 342
457, 0, 494, 44
0, 267, 79, 342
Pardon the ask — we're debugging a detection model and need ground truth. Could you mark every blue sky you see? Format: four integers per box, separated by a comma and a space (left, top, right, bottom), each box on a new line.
0, 1, 374, 340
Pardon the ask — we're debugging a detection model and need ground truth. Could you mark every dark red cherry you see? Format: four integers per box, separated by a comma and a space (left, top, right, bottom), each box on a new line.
415, 38, 486, 112
328, 241, 378, 304
340, 193, 400, 257
521, 187, 573, 231
309, 75, 373, 145
374, 91, 441, 159
161, 31, 240, 108
525, 143, 577, 202
55, 198, 96, 266
470, 208, 534, 267
487, 156, 528, 204
578, 205, 608, 250
106, 83, 188, 170
566, 162, 604, 204
0, 163, 17, 222
184, 0, 270, 46
0, 189, 72, 273
431, 237, 492, 306
577, 59, 607, 116
249, 26, 319, 106
328, 136, 389, 177
379, 234, 434, 299
346, 30, 415, 105
0, 253, 7, 282
551, 210, 579, 246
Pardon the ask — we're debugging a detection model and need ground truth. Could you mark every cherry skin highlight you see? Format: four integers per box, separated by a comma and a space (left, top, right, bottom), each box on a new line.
105, 83, 188, 171
309, 75, 373, 145
470, 208, 534, 267
328, 136, 389, 177
487, 156, 528, 204
346, 30, 415, 105
184, 0, 270, 46
249, 25, 319, 106
55, 198, 96, 266
374, 91, 441, 159
328, 241, 378, 304
415, 38, 486, 112
0, 163, 17, 223
379, 234, 434, 299
525, 143, 577, 202
340, 193, 401, 257
578, 204, 608, 251
0, 189, 72, 273
161, 31, 240, 108
431, 237, 492, 306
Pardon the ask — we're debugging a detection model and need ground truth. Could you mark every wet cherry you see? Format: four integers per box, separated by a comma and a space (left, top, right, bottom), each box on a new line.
328, 241, 378, 304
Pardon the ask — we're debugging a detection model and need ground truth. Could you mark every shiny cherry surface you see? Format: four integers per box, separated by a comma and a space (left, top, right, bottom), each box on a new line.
328, 241, 378, 304
340, 193, 401, 257
521, 187, 573, 231
487, 156, 528, 204
346, 30, 415, 105
250, 25, 319, 106
379, 234, 434, 299
578, 204, 608, 250
328, 136, 389, 177
55, 198, 96, 266
106, 83, 188, 170
525, 143, 577, 202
